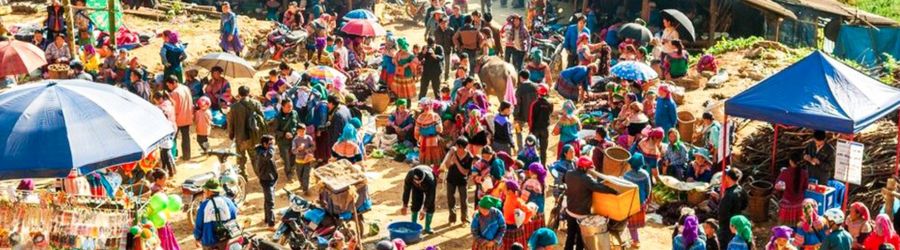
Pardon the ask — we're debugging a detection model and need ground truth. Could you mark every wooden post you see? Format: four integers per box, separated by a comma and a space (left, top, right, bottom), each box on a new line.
886, 179, 896, 221
62, 0, 77, 57
709, 0, 718, 44
774, 17, 782, 42
108, 0, 117, 49
640, 0, 649, 23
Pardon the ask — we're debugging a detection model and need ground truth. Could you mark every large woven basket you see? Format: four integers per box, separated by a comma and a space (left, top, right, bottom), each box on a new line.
371, 92, 390, 114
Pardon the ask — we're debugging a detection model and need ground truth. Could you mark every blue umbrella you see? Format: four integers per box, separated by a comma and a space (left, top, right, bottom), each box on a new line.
0, 80, 174, 180
343, 9, 377, 20
610, 61, 659, 81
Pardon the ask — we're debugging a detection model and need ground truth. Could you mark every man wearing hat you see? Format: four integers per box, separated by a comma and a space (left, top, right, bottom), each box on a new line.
441, 137, 474, 224
424, 0, 445, 39
528, 84, 553, 165
193, 179, 239, 249
400, 165, 438, 234
472, 196, 506, 249
821, 208, 852, 249
564, 156, 617, 249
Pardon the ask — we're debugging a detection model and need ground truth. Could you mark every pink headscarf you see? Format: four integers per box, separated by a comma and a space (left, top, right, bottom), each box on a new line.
163, 30, 179, 44
800, 199, 824, 232
851, 202, 871, 221
876, 214, 896, 241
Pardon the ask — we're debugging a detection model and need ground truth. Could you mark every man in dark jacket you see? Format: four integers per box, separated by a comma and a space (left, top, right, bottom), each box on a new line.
322, 95, 352, 163
254, 135, 279, 229
227, 86, 264, 175
528, 84, 553, 165
273, 99, 299, 179
564, 156, 617, 249
401, 165, 438, 234
453, 15, 483, 76
514, 70, 537, 149
418, 36, 445, 99
441, 137, 473, 224
717, 168, 748, 250
434, 17, 456, 81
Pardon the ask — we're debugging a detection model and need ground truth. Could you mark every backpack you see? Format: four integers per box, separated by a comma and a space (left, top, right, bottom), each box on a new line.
242, 100, 267, 144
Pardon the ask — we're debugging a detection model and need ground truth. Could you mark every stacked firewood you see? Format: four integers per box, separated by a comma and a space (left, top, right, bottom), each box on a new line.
736, 120, 899, 210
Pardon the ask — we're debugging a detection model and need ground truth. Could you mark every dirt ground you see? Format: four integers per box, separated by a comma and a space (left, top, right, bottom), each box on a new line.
0, 1, 799, 248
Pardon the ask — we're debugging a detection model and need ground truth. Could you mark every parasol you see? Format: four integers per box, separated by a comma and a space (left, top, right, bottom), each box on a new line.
306, 65, 348, 89
0, 40, 47, 76
343, 9, 378, 20
610, 61, 658, 81
195, 52, 256, 78
340, 19, 386, 37
0, 80, 174, 180
661, 9, 696, 42
617, 23, 653, 44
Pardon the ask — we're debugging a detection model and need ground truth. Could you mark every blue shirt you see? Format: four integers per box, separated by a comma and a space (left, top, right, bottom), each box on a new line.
655, 97, 678, 132
221, 12, 239, 36
471, 208, 506, 243
193, 196, 238, 246
560, 66, 590, 89
564, 24, 590, 53
673, 235, 707, 250
727, 236, 750, 250
820, 228, 852, 250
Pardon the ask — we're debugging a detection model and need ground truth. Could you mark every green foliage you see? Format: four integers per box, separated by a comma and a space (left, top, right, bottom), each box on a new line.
881, 53, 898, 84
844, 0, 900, 22
165, 1, 185, 19
703, 36, 764, 55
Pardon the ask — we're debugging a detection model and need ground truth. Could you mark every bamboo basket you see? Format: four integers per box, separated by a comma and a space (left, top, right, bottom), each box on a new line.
47, 63, 70, 79
602, 147, 631, 176
677, 111, 696, 143
371, 92, 390, 114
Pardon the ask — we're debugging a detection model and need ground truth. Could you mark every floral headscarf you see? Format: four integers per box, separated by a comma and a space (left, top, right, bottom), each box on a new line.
562, 100, 576, 116
876, 214, 896, 241
800, 198, 824, 232
681, 215, 699, 247
851, 202, 871, 221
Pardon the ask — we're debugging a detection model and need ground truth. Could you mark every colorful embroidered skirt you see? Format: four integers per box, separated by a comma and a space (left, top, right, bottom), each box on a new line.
627, 207, 646, 229
419, 142, 445, 166
501, 226, 529, 249
393, 76, 417, 99
778, 200, 803, 225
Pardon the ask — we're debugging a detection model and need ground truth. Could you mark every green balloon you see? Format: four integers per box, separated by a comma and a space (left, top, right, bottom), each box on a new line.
148, 212, 167, 228
148, 193, 168, 212
167, 195, 184, 212
129, 226, 141, 235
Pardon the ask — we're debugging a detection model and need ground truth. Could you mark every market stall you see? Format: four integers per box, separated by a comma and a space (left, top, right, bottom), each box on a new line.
0, 80, 176, 249
723, 51, 900, 211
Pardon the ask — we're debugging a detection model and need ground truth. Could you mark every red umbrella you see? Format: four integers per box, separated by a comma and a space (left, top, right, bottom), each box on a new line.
0, 40, 47, 76
340, 19, 386, 37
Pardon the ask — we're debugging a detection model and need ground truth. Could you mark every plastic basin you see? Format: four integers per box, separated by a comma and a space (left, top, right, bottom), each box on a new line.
387, 221, 423, 244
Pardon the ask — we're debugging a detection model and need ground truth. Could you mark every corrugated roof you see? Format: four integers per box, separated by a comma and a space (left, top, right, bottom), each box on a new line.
777, 0, 898, 26
744, 0, 799, 20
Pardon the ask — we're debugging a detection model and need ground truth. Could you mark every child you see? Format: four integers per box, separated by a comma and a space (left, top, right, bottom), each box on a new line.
149, 169, 181, 250
185, 69, 203, 102
491, 101, 515, 154
440, 86, 452, 102
292, 124, 316, 193
195, 97, 212, 154
703, 219, 720, 250
775, 152, 808, 225
411, 44, 422, 81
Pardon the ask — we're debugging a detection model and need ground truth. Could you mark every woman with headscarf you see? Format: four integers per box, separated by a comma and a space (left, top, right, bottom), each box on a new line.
473, 147, 506, 206
766, 226, 797, 250
81, 45, 101, 76
161, 30, 187, 83
688, 148, 714, 182
393, 38, 418, 99
865, 214, 900, 249
631, 127, 664, 175
662, 129, 689, 179
775, 152, 808, 225
625, 153, 652, 247
416, 99, 445, 167
502, 180, 535, 249
332, 121, 364, 163
465, 109, 491, 155
388, 99, 415, 143
517, 135, 541, 168
553, 100, 582, 156
655, 85, 678, 139
219, 3, 244, 56
528, 228, 558, 250
525, 49, 551, 84
663, 40, 690, 80
472, 196, 506, 250
521, 163, 546, 229
796, 199, 827, 249
847, 202, 874, 249
673, 215, 706, 250
728, 215, 755, 250
549, 144, 575, 196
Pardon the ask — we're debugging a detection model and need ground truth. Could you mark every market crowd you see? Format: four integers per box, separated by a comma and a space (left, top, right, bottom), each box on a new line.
5, 0, 900, 249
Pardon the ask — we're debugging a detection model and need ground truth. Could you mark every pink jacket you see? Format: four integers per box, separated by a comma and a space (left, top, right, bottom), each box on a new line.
195, 109, 212, 136
169, 84, 194, 127
158, 100, 176, 130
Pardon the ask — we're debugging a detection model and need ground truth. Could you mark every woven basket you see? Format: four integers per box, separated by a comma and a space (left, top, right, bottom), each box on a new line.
375, 114, 390, 127
677, 111, 696, 143
371, 92, 390, 114
686, 190, 707, 205
602, 147, 631, 176
47, 63, 71, 79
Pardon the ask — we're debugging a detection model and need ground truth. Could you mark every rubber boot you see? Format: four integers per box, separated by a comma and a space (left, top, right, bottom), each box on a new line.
424, 213, 434, 234
411, 210, 419, 225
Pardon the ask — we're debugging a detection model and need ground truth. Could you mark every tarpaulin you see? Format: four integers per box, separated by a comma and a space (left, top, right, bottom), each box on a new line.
833, 25, 900, 67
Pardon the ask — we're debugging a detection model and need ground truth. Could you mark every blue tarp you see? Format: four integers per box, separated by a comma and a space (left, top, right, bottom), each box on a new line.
725, 51, 900, 134
833, 25, 900, 67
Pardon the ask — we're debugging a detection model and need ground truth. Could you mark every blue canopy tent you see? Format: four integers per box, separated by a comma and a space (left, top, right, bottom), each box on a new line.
721, 51, 900, 205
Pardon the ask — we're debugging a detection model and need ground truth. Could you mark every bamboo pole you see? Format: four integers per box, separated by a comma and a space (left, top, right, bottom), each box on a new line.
108, 0, 116, 49
886, 179, 896, 221
63, 0, 77, 57
709, 0, 717, 44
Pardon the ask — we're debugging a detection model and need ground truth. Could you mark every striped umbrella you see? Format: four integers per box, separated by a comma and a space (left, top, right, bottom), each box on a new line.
195, 52, 256, 78
0, 40, 47, 76
306, 65, 348, 89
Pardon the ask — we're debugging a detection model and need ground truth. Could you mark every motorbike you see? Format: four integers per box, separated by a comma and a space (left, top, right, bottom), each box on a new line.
529, 16, 565, 82
182, 149, 249, 227
256, 22, 309, 68
272, 188, 354, 249
547, 166, 568, 231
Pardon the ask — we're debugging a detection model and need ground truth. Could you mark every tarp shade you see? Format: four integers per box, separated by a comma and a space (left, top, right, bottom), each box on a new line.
725, 51, 900, 134
833, 25, 900, 67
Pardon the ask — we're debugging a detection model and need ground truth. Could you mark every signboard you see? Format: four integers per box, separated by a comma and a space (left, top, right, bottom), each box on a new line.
834, 139, 864, 185
717, 119, 733, 161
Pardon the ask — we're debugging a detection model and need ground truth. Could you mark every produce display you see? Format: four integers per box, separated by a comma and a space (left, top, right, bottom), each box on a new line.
314, 160, 366, 192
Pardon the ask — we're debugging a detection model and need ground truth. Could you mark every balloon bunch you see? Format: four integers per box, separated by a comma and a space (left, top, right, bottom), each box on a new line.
143, 193, 184, 229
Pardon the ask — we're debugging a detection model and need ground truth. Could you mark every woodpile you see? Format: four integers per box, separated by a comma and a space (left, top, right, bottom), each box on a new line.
736, 120, 898, 210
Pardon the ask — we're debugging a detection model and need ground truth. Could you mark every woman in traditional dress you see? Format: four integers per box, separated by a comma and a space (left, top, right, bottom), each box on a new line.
655, 85, 678, 139
525, 49, 551, 84
501, 180, 534, 249
393, 38, 417, 99
521, 162, 546, 230
219, 2, 243, 56
472, 196, 505, 250
847, 202, 874, 249
630, 127, 664, 175
796, 199, 826, 249
472, 147, 505, 207
552, 100, 581, 156
864, 214, 900, 249
727, 215, 755, 250
673, 215, 706, 250
517, 135, 541, 168
205, 66, 233, 111
416, 99, 444, 167
765, 226, 797, 250
388, 99, 415, 143
161, 30, 187, 83
624, 153, 651, 248
661, 129, 689, 179
775, 152, 808, 225
464, 109, 491, 156
687, 148, 713, 182
332, 121, 363, 163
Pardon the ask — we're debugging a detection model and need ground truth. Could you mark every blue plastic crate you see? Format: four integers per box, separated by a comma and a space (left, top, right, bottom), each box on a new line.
805, 187, 837, 214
